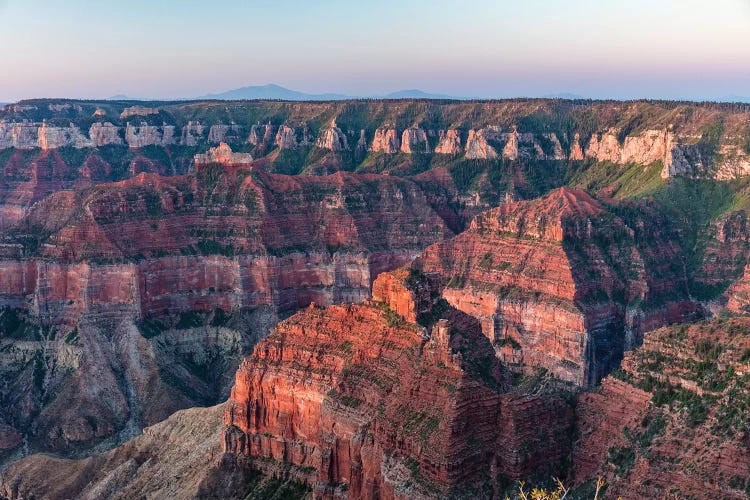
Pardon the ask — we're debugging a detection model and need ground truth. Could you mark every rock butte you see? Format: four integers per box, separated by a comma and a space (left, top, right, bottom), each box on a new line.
224, 269, 575, 498
194, 142, 253, 167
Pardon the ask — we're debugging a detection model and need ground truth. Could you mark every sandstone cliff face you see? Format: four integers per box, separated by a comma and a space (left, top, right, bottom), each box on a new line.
434, 130, 461, 155
569, 133, 584, 161
1, 98, 749, 181
584, 128, 678, 178
223, 271, 575, 498
412, 188, 702, 386
0, 122, 42, 149
0, 167, 453, 458
573, 317, 750, 499
274, 125, 298, 149
400, 128, 430, 154
372, 128, 400, 154
194, 142, 253, 167
38, 123, 93, 149
464, 128, 498, 160
316, 122, 348, 151
501, 129, 519, 160
124, 123, 176, 148
89, 122, 123, 146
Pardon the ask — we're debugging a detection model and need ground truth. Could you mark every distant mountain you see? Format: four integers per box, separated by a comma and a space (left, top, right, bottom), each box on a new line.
199, 84, 349, 101
198, 84, 464, 101
107, 94, 137, 100
544, 92, 586, 100
381, 89, 457, 99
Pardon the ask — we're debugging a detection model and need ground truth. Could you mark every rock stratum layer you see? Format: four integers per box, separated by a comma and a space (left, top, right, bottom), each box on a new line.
0, 165, 453, 461
573, 316, 750, 499
2, 97, 750, 499
1, 98, 749, 180
224, 270, 575, 499
412, 187, 702, 386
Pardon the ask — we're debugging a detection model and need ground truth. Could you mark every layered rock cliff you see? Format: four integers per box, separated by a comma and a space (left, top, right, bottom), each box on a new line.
412, 187, 703, 386
223, 270, 575, 499
573, 317, 750, 499
0, 166, 454, 460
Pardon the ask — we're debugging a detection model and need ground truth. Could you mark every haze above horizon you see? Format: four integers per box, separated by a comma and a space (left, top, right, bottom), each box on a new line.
0, 0, 749, 103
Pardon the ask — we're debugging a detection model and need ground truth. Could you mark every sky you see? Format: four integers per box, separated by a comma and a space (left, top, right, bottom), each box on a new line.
0, 0, 749, 102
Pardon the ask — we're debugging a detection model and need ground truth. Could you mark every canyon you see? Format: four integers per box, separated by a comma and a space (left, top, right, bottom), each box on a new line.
1, 98, 750, 498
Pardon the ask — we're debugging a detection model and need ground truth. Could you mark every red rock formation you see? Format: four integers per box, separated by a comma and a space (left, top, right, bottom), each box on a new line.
413, 187, 702, 386
371, 129, 400, 154
573, 317, 750, 499
434, 130, 461, 155
0, 167, 454, 457
464, 128, 498, 159
224, 270, 575, 498
400, 128, 429, 154
194, 142, 253, 167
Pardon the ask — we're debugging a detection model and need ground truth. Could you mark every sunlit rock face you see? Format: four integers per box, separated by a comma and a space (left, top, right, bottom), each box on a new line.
434, 129, 462, 155
372, 128, 400, 153
413, 187, 702, 387
194, 142, 253, 166
224, 270, 575, 498
0, 165, 453, 460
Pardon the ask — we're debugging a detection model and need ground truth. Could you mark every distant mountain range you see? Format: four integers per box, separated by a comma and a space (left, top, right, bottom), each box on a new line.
543, 92, 586, 100
96, 87, 750, 104
197, 84, 461, 101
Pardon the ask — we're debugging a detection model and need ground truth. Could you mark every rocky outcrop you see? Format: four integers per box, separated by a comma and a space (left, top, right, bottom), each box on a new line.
181, 121, 205, 146
89, 122, 123, 146
120, 106, 159, 119
194, 142, 253, 167
585, 128, 677, 175
573, 317, 750, 499
38, 123, 93, 149
371, 128, 400, 153
464, 128, 498, 159
400, 127, 430, 154
585, 130, 622, 162
434, 129, 462, 155
620, 129, 675, 165
125, 123, 175, 148
223, 272, 575, 498
569, 133, 584, 160
502, 129, 519, 160
0, 122, 40, 149
208, 124, 243, 144
412, 187, 702, 386
315, 121, 348, 151
274, 125, 298, 149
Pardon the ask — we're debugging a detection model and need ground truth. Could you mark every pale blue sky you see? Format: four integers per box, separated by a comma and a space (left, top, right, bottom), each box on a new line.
0, 0, 749, 101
